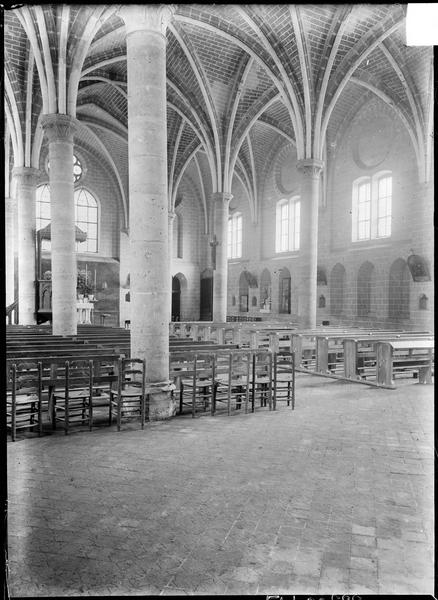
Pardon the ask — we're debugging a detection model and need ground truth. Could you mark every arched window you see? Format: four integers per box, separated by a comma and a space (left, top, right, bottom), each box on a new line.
352, 171, 392, 241
228, 212, 242, 259
275, 196, 300, 252
36, 184, 51, 250
36, 184, 99, 253
279, 267, 291, 314
75, 188, 98, 253
330, 263, 346, 316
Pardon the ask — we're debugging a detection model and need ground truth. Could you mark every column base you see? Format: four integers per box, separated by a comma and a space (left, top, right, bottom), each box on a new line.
147, 381, 177, 420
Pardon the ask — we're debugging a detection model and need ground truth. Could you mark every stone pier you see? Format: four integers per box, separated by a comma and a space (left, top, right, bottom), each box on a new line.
121, 4, 175, 419
41, 114, 78, 336
297, 159, 324, 329
13, 167, 39, 325
212, 192, 232, 322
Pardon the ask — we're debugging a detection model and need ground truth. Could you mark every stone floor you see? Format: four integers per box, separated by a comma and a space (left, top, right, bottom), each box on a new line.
6, 373, 434, 596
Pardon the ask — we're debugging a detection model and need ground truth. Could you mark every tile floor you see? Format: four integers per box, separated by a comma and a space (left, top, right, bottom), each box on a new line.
6, 373, 434, 596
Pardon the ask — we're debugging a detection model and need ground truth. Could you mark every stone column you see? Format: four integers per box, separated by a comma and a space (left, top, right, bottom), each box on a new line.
41, 114, 78, 336
13, 168, 40, 325
296, 159, 324, 329
121, 4, 176, 419
168, 210, 176, 324
212, 192, 232, 322
5, 196, 15, 307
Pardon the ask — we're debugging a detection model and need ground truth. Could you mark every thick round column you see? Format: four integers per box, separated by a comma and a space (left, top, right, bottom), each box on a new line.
13, 168, 39, 325
212, 192, 232, 322
5, 196, 16, 307
296, 159, 324, 329
41, 114, 78, 336
121, 5, 175, 418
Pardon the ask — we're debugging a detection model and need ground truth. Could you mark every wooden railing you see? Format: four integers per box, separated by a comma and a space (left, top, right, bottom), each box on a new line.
6, 300, 18, 324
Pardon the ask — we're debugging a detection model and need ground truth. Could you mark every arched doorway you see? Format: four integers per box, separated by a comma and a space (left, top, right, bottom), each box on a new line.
330, 263, 346, 316
172, 276, 181, 321
388, 258, 410, 320
357, 261, 375, 316
260, 268, 272, 311
200, 268, 213, 321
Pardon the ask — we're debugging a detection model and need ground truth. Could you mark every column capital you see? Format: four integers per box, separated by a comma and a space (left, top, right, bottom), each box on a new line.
212, 192, 233, 206
296, 158, 324, 177
119, 4, 176, 37
12, 166, 40, 186
41, 114, 79, 143
168, 209, 176, 222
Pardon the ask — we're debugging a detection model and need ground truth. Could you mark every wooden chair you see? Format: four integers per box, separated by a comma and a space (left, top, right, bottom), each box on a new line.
7, 361, 43, 441
250, 351, 273, 412
52, 360, 93, 435
179, 352, 216, 417
90, 359, 119, 426
109, 358, 146, 430
273, 351, 295, 410
213, 350, 251, 415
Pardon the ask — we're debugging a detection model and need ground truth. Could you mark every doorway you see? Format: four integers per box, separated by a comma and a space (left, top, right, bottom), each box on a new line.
172, 276, 181, 321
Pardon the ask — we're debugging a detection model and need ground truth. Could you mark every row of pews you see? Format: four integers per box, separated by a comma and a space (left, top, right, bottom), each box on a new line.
6, 324, 294, 440
169, 321, 434, 388
5, 320, 434, 440
7, 322, 435, 390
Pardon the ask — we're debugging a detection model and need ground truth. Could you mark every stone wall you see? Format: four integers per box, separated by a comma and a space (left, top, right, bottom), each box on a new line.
226, 96, 434, 331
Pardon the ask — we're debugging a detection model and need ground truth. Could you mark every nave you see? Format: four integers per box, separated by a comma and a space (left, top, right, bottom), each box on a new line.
7, 372, 434, 596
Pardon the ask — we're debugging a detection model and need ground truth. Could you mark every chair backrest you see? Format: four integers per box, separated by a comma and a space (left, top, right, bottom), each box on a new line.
274, 350, 295, 372
251, 350, 273, 378
64, 359, 93, 396
117, 357, 146, 393
9, 361, 43, 398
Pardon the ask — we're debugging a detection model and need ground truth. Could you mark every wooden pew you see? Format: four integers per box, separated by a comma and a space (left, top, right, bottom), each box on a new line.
376, 340, 434, 387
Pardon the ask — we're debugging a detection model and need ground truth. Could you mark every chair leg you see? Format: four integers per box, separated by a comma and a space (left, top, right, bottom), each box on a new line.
89, 397, 93, 431
38, 399, 43, 437
141, 396, 145, 430
11, 399, 16, 442
65, 399, 69, 435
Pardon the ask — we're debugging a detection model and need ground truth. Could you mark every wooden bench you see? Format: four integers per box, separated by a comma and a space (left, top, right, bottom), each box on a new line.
376, 340, 434, 387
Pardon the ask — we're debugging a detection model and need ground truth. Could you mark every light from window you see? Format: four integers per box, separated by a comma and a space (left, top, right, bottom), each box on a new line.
275, 197, 300, 253
352, 172, 392, 242
75, 188, 98, 253
228, 213, 242, 259
176, 214, 183, 258
377, 175, 392, 237
36, 184, 51, 250
36, 185, 99, 253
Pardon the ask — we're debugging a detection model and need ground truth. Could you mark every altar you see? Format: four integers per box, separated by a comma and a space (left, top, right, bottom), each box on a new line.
76, 301, 94, 324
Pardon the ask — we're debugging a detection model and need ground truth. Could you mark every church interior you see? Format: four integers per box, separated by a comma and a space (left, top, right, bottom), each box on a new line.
3, 3, 434, 596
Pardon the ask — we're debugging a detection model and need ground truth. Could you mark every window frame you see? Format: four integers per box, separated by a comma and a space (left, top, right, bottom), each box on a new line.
35, 184, 100, 254
227, 212, 242, 259
352, 171, 392, 242
74, 187, 99, 254
275, 196, 300, 253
